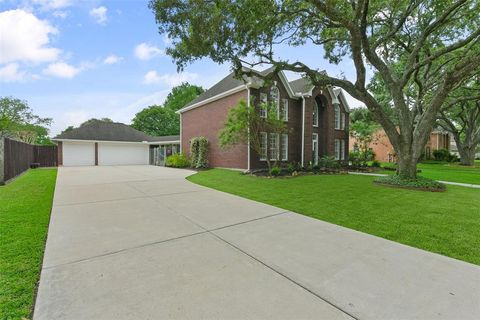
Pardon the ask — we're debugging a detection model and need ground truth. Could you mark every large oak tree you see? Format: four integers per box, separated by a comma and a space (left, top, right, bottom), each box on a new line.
150, 0, 480, 179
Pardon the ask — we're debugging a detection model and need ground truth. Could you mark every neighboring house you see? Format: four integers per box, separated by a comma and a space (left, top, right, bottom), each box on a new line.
349, 128, 450, 162
178, 68, 350, 170
52, 120, 179, 166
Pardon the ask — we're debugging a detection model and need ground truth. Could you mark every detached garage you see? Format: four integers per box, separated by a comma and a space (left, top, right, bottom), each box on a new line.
53, 120, 179, 167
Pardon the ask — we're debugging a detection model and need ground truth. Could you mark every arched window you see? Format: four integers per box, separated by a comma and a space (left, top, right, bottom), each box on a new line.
313, 100, 319, 127
334, 104, 341, 129
270, 86, 280, 118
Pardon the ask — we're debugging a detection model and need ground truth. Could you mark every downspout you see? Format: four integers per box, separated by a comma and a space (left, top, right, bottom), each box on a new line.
179, 113, 183, 152
246, 85, 251, 172
301, 96, 305, 168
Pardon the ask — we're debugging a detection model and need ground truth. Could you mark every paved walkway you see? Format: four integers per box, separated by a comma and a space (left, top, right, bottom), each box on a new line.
348, 171, 480, 188
34, 166, 480, 319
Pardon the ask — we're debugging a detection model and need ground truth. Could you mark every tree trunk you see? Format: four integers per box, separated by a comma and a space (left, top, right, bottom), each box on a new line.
458, 145, 476, 166
396, 155, 418, 179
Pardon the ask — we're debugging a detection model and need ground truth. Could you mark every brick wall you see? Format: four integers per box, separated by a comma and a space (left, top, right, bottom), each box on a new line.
181, 90, 249, 169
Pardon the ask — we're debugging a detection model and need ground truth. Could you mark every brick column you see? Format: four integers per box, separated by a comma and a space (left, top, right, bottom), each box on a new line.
0, 137, 5, 185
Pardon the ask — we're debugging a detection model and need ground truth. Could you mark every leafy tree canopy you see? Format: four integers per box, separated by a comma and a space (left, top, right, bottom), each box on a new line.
131, 82, 204, 136
163, 82, 204, 111
150, 0, 480, 179
0, 97, 52, 145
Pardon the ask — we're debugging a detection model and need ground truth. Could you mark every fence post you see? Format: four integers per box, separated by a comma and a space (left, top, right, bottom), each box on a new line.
0, 137, 5, 185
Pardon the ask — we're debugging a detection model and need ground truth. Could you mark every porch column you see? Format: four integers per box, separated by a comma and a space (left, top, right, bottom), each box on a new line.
95, 142, 98, 166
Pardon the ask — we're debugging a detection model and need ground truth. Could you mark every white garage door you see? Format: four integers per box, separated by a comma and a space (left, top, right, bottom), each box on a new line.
98, 142, 149, 166
63, 142, 95, 166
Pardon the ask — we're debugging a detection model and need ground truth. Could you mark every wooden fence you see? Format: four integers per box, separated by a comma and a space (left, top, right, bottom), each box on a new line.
1, 137, 57, 183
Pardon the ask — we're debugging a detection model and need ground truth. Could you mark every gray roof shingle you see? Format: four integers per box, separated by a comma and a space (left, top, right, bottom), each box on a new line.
54, 120, 179, 142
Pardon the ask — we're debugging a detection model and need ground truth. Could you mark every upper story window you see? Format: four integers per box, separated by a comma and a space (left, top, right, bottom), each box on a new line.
259, 93, 268, 118
270, 86, 280, 119
280, 99, 288, 121
341, 112, 346, 130
313, 100, 319, 127
334, 104, 341, 129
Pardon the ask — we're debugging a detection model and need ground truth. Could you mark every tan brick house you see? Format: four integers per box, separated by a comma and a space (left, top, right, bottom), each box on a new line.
178, 68, 350, 170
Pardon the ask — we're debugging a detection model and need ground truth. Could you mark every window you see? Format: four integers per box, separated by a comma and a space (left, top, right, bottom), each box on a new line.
341, 112, 346, 130
334, 104, 341, 129
334, 139, 340, 160
260, 132, 267, 160
280, 99, 288, 121
259, 93, 267, 118
270, 86, 280, 119
281, 134, 288, 161
269, 133, 279, 161
335, 139, 345, 160
312, 133, 319, 165
313, 100, 319, 127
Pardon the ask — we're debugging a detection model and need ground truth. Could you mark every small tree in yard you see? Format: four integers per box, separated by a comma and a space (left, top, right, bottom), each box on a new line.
190, 136, 209, 168
150, 0, 480, 180
349, 107, 380, 165
219, 99, 286, 173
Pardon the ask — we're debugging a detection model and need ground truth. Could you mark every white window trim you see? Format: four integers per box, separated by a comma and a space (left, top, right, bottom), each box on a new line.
334, 139, 340, 160
281, 98, 289, 122
334, 104, 341, 130
269, 133, 279, 161
313, 101, 319, 127
281, 134, 288, 161
340, 139, 345, 160
259, 132, 267, 161
270, 86, 280, 120
260, 93, 268, 118
312, 133, 319, 165
341, 113, 346, 130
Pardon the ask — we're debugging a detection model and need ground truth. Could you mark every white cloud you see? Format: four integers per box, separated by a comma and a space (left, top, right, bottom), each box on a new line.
0, 9, 61, 64
43, 62, 81, 78
52, 10, 69, 19
143, 71, 198, 86
0, 63, 27, 82
103, 54, 123, 65
31, 0, 72, 10
134, 43, 163, 60
89, 6, 107, 25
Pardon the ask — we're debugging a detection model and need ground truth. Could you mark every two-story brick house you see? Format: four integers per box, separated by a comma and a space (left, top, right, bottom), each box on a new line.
178, 68, 350, 170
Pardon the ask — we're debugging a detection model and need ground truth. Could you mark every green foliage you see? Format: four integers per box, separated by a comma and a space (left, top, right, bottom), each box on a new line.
0, 97, 52, 144
163, 82, 204, 111
318, 155, 340, 169
190, 136, 209, 168
374, 175, 446, 191
131, 106, 179, 136
269, 166, 281, 176
165, 152, 190, 168
287, 162, 301, 174
130, 83, 203, 136
218, 98, 287, 172
79, 118, 113, 127
0, 169, 57, 319
349, 150, 375, 167
371, 160, 381, 168
432, 149, 458, 162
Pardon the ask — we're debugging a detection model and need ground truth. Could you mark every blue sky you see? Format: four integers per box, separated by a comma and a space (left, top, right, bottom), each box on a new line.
0, 0, 363, 136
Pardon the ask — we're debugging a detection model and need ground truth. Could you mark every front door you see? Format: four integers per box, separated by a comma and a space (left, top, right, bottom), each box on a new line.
312, 133, 318, 165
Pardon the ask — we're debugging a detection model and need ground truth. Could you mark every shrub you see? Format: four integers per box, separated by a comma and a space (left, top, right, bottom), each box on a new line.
374, 175, 445, 191
269, 166, 281, 176
349, 150, 374, 167
318, 155, 340, 169
432, 149, 449, 161
287, 161, 301, 174
165, 153, 190, 168
190, 136, 209, 168
371, 160, 381, 167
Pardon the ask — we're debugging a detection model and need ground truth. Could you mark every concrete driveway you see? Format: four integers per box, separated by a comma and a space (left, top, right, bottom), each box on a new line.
34, 166, 480, 320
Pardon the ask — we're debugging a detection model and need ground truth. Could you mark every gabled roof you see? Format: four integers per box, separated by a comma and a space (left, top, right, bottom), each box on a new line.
53, 120, 179, 143
289, 77, 314, 94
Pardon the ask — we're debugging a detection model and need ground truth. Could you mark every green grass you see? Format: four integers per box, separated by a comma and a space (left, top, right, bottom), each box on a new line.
379, 161, 480, 185
188, 169, 480, 265
0, 169, 57, 320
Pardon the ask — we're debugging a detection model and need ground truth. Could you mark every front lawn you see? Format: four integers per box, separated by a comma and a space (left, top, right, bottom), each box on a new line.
0, 169, 57, 320
380, 161, 480, 185
188, 169, 480, 265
